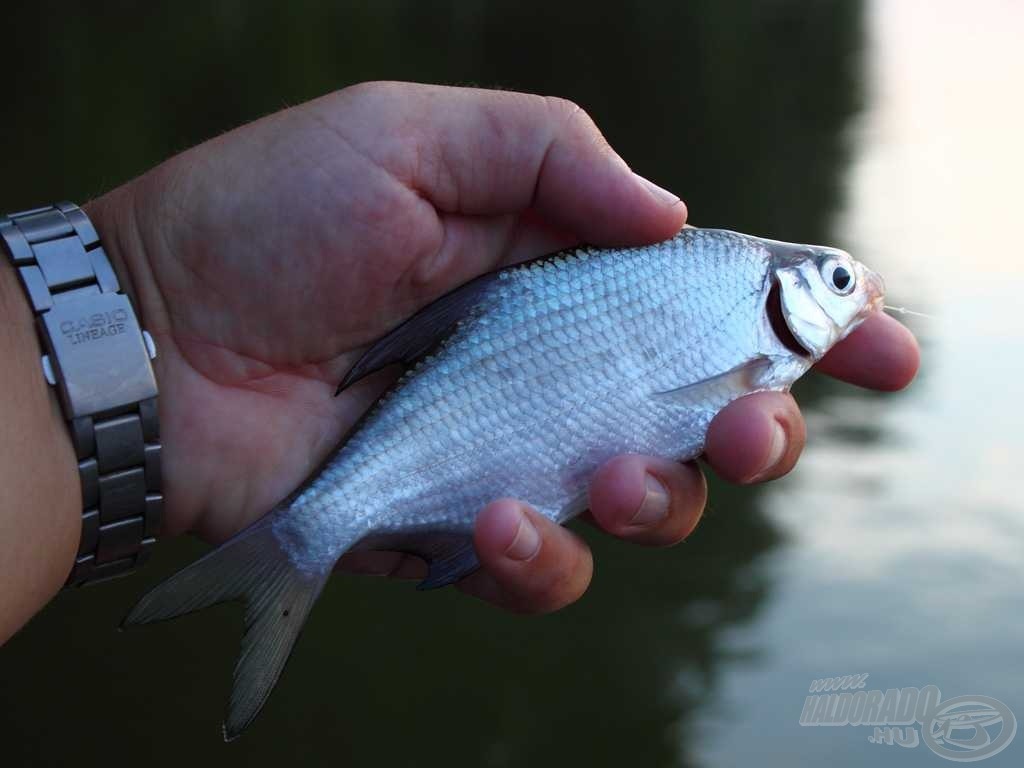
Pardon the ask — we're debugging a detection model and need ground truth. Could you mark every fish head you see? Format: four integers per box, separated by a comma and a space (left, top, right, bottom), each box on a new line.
767, 241, 885, 360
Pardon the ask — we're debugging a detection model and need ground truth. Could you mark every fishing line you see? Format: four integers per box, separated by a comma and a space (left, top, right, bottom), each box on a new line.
884, 305, 934, 319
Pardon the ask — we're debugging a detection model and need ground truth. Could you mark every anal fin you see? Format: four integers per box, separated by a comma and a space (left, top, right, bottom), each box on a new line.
417, 539, 479, 590
362, 531, 480, 591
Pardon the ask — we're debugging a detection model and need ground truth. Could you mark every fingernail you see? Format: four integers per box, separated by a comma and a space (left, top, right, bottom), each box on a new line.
630, 474, 670, 526
762, 418, 788, 474
504, 507, 541, 561
634, 172, 681, 206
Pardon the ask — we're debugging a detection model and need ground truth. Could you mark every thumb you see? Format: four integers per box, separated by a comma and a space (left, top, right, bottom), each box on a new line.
321, 83, 687, 245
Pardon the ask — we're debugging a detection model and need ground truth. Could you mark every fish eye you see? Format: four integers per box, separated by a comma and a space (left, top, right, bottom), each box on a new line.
820, 258, 856, 295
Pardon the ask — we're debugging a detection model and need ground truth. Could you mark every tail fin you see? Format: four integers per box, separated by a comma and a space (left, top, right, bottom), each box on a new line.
123, 524, 329, 740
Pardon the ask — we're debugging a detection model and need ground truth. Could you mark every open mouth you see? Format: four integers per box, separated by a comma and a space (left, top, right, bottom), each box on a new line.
766, 281, 812, 357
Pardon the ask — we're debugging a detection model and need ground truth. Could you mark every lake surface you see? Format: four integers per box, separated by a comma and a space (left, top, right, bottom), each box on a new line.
2, 2, 1021, 766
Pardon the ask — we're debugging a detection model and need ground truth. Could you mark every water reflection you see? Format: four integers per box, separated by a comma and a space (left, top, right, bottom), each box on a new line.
0, 2, 864, 766
699, 2, 1024, 765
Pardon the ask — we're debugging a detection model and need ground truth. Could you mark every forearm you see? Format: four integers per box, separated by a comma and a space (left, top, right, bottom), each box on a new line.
0, 259, 80, 643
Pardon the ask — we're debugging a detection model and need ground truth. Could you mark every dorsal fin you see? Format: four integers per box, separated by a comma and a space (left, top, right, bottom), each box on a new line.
336, 272, 500, 394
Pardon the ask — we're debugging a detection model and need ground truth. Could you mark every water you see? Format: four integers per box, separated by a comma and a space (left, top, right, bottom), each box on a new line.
699, 3, 1024, 763
2, 2, 1021, 766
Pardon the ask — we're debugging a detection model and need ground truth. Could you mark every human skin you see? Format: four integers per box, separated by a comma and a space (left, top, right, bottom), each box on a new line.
0, 82, 919, 641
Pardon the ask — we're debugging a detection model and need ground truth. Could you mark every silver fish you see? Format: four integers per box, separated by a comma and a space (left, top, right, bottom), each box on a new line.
125, 227, 885, 738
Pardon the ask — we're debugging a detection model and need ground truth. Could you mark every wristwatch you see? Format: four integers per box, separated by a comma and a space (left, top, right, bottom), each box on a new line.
1, 202, 162, 587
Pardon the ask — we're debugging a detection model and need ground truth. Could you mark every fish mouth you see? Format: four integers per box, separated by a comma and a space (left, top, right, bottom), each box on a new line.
766, 280, 812, 357
864, 268, 886, 316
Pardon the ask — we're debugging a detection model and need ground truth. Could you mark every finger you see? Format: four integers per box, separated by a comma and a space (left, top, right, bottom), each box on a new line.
704, 391, 806, 484
815, 311, 920, 391
585, 455, 706, 546
437, 207, 582, 272
458, 498, 593, 614
326, 81, 686, 238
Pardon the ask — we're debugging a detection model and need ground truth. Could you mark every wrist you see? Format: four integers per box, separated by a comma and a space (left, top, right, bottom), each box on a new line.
1, 199, 168, 625
84, 182, 169, 337
84, 184, 196, 538
0, 257, 80, 642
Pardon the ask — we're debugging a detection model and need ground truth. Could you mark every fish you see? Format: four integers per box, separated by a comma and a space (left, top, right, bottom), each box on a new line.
124, 226, 885, 738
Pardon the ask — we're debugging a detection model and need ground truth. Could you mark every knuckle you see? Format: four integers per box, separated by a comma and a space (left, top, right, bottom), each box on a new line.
336, 79, 401, 103
544, 96, 596, 135
543, 95, 582, 119
544, 96, 617, 161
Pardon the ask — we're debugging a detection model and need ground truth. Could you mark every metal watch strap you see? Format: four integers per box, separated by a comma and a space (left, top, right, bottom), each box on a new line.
1, 202, 162, 587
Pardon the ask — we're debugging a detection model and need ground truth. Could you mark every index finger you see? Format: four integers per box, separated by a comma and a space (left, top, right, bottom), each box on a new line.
814, 311, 920, 391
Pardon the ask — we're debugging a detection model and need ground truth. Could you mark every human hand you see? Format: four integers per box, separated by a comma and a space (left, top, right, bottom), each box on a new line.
87, 81, 919, 614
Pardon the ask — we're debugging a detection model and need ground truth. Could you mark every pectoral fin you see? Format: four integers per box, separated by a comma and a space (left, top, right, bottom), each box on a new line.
652, 356, 774, 405
336, 272, 499, 394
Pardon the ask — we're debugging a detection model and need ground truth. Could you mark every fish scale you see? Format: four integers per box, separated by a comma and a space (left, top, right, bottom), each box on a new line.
276, 230, 775, 565
124, 226, 885, 739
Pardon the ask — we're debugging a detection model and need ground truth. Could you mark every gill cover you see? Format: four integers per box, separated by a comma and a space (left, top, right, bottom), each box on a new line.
774, 265, 837, 358
769, 241, 882, 360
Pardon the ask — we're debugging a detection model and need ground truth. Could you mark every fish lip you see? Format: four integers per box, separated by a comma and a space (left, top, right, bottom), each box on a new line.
830, 268, 886, 347
863, 268, 886, 316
